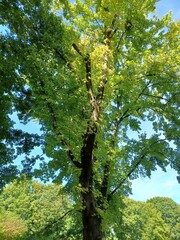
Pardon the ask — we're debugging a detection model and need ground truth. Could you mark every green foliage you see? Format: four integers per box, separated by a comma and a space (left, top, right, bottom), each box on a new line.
108, 198, 170, 240
1, 0, 179, 188
2, 179, 179, 240
0, 0, 180, 238
148, 197, 180, 240
0, 207, 26, 240
0, 176, 82, 239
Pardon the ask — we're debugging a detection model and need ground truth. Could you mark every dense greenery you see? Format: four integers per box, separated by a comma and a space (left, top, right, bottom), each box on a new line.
148, 197, 180, 240
0, 207, 26, 240
0, 0, 179, 238
0, 179, 179, 240
0, 177, 81, 239
113, 198, 170, 240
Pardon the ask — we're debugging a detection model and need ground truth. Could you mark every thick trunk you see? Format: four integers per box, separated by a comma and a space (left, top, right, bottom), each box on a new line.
81, 190, 103, 240
79, 124, 104, 240
79, 159, 104, 240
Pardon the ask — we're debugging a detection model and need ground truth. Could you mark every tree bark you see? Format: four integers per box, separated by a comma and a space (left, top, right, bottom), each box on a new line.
81, 190, 103, 240
79, 124, 103, 240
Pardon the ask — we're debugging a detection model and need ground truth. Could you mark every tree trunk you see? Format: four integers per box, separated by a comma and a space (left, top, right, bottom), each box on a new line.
81, 190, 103, 240
79, 124, 104, 240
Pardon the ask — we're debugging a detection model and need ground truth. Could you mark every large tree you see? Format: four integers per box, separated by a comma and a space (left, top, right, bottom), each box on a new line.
0, 0, 180, 239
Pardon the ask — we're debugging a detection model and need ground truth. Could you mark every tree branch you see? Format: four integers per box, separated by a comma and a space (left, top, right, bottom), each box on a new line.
107, 154, 145, 202
72, 43, 83, 56
116, 30, 126, 50
96, 27, 111, 101
142, 93, 168, 101
136, 80, 152, 100
38, 209, 74, 234
107, 139, 167, 201
100, 159, 110, 198
38, 79, 81, 168
100, 108, 130, 199
54, 49, 75, 72
84, 53, 94, 102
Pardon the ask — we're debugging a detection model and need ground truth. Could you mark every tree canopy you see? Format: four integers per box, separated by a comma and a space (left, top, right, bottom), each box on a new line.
112, 198, 171, 240
0, 0, 180, 239
148, 197, 180, 240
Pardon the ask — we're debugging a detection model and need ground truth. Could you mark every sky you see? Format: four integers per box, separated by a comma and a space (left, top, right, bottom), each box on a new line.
1, 0, 180, 204
131, 166, 180, 203
156, 0, 180, 21
131, 0, 180, 204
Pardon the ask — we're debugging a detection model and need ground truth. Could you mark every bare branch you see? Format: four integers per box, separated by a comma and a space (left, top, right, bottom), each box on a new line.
41, 209, 74, 233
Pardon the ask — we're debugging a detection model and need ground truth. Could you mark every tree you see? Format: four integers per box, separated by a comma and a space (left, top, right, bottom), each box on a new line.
110, 198, 170, 240
116, 199, 170, 240
0, 0, 180, 239
0, 207, 26, 240
0, 176, 81, 239
148, 197, 180, 240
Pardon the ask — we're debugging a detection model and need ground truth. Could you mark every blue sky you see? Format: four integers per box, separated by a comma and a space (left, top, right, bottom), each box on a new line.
131, 0, 180, 204
156, 0, 180, 20
131, 166, 180, 203
1, 0, 180, 203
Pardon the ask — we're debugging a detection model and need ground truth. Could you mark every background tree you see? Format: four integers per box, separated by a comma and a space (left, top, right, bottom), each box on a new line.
2, 180, 177, 240
109, 198, 170, 240
0, 176, 82, 239
0, 207, 26, 240
0, 0, 180, 239
148, 197, 180, 240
